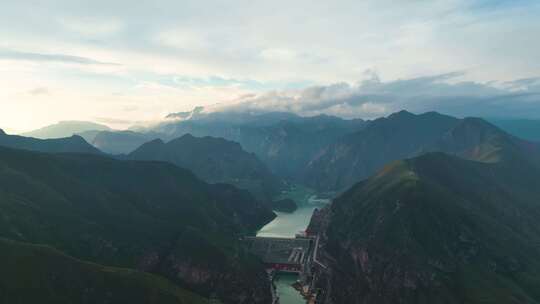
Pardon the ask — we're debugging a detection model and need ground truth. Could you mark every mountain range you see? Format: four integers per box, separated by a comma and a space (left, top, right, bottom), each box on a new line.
0, 238, 208, 304
127, 134, 283, 203
22, 121, 111, 139
0, 145, 274, 303
34, 111, 539, 196
303, 111, 540, 192
318, 149, 540, 303
54, 111, 539, 195
5, 109, 540, 304
154, 112, 367, 181
88, 130, 162, 155
75, 112, 366, 182
0, 128, 102, 154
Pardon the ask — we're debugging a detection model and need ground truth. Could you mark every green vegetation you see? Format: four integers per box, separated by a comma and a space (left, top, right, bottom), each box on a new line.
0, 146, 273, 303
0, 128, 101, 154
0, 238, 208, 304
303, 111, 540, 192
270, 199, 297, 213
128, 134, 283, 203
152, 112, 367, 182
325, 152, 540, 303
275, 183, 316, 207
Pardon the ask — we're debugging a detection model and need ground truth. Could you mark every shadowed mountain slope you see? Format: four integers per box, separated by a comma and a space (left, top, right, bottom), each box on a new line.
22, 121, 111, 139
0, 238, 208, 304
90, 130, 161, 155
304, 111, 540, 192
90, 112, 366, 181
320, 152, 540, 304
488, 118, 540, 142
0, 129, 101, 154
156, 113, 366, 180
0, 146, 274, 304
128, 134, 283, 202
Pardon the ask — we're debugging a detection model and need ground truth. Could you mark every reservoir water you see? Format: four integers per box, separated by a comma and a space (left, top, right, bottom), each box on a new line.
256, 186, 330, 304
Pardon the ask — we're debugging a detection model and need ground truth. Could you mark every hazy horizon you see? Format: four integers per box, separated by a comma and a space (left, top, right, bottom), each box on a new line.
2, 0, 539, 132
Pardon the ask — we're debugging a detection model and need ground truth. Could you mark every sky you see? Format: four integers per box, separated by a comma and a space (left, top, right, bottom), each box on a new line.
1, 0, 539, 133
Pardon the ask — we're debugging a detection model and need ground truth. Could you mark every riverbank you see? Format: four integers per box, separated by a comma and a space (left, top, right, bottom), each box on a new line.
257, 185, 330, 304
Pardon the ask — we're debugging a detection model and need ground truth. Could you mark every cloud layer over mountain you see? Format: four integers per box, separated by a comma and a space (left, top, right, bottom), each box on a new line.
1, 0, 539, 130
212, 73, 540, 119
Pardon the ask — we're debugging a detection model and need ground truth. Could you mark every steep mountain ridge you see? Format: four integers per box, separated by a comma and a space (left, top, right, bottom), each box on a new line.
156, 113, 366, 180
0, 238, 208, 304
22, 121, 111, 139
0, 129, 101, 154
0, 146, 274, 304
91, 130, 161, 154
319, 152, 540, 304
488, 118, 540, 142
89, 113, 366, 180
128, 134, 283, 202
304, 111, 540, 192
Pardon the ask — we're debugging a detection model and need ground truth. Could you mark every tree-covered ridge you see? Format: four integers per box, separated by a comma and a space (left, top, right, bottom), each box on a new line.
323, 152, 540, 303
304, 111, 540, 192
0, 238, 208, 304
0, 146, 274, 304
0, 128, 101, 154
128, 134, 283, 203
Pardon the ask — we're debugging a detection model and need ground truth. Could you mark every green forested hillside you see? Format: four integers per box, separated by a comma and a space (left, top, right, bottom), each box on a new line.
128, 134, 283, 203
304, 111, 540, 192
0, 146, 274, 304
0, 129, 101, 154
0, 238, 208, 304
323, 153, 540, 304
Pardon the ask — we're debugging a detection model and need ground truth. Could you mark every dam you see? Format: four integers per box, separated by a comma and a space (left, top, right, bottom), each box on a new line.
243, 236, 313, 273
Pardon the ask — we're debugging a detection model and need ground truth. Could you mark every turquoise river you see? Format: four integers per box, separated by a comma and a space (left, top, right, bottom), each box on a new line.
256, 186, 330, 304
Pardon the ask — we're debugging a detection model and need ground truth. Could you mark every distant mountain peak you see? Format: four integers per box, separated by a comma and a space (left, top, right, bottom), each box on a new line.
387, 110, 455, 121
179, 133, 195, 139
22, 121, 110, 139
131, 138, 165, 153
0, 132, 102, 155
129, 133, 283, 202
388, 110, 415, 119
147, 138, 165, 145
303, 111, 540, 192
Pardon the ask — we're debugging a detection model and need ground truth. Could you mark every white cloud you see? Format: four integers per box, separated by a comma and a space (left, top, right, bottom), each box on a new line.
260, 48, 297, 61
0, 0, 539, 130
155, 28, 210, 50
58, 17, 124, 37
210, 72, 540, 119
